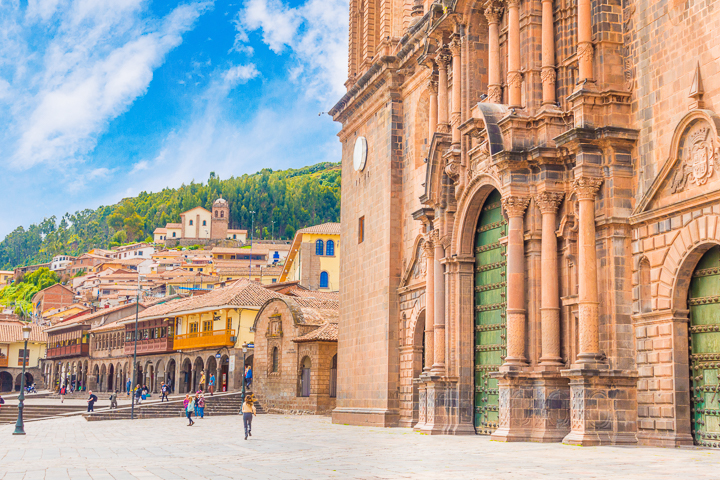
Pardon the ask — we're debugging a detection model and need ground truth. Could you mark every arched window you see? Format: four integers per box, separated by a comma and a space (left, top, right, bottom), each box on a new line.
319, 271, 329, 289
316, 239, 324, 256
220, 211, 224, 218
189, 220, 194, 226
202, 220, 207, 226
215, 211, 218, 218
326, 239, 335, 256
271, 347, 279, 373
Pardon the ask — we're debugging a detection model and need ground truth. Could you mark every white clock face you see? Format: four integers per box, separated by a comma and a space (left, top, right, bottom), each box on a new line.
353, 136, 367, 172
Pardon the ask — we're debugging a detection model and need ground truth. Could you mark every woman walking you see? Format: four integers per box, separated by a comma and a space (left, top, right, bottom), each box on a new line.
197, 392, 205, 419
59, 385, 66, 403
242, 394, 256, 440
184, 394, 195, 426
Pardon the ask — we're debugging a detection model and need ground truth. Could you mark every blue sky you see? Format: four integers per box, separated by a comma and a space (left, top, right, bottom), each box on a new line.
0, 0, 347, 238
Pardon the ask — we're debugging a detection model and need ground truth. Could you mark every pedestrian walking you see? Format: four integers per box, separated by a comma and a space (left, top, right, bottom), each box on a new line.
134, 384, 143, 405
160, 382, 169, 402
245, 365, 253, 389
0, 394, 4, 412
242, 394, 256, 440
193, 391, 201, 417
197, 392, 205, 418
184, 394, 195, 426
126, 378, 132, 396
60, 385, 66, 403
86, 391, 98, 412
109, 390, 118, 409
208, 373, 215, 396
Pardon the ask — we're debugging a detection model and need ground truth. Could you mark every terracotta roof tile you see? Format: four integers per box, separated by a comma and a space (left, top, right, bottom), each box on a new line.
0, 321, 47, 343
293, 322, 338, 343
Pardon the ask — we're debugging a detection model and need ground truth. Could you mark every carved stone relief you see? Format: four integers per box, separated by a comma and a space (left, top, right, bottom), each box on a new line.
670, 122, 720, 193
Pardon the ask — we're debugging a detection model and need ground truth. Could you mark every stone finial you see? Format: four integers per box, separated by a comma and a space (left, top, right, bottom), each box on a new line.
689, 62, 705, 109
535, 191, 565, 214
572, 176, 603, 200
501, 195, 531, 218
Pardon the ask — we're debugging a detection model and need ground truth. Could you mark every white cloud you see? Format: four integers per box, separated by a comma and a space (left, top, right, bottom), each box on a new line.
222, 63, 260, 91
130, 160, 149, 173
0, 0, 211, 171
235, 0, 347, 101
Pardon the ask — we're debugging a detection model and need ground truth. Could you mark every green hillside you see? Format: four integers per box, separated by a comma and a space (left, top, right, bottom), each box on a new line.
0, 162, 341, 270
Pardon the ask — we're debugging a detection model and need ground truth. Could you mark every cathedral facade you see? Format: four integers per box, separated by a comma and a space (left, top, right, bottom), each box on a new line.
330, 0, 720, 447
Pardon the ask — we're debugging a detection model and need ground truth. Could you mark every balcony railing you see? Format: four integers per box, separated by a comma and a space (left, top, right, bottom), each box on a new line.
0, 357, 7, 367
174, 329, 235, 350
124, 337, 174, 356
47, 343, 89, 359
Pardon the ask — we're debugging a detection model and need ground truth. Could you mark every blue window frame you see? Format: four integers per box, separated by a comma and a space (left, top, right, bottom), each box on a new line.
326, 239, 335, 256
319, 271, 329, 288
316, 239, 324, 256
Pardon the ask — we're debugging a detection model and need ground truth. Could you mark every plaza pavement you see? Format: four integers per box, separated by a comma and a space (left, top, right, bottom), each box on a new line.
0, 414, 718, 479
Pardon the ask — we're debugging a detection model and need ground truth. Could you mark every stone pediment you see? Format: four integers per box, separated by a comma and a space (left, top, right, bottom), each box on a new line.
400, 235, 427, 289
633, 109, 720, 218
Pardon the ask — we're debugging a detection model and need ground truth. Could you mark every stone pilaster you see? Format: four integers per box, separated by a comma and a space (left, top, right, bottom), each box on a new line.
577, 0, 594, 84
484, 2, 504, 103
506, 0, 522, 107
436, 50, 451, 134
449, 35, 463, 146
541, 0, 556, 106
536, 191, 564, 367
423, 236, 435, 373
427, 69, 438, 141
432, 230, 446, 375
501, 195, 530, 368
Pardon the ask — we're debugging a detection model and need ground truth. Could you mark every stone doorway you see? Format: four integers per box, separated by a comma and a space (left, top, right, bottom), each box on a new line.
689, 244, 720, 448
473, 188, 506, 435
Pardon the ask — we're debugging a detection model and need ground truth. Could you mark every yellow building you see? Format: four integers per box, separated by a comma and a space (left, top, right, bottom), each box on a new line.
280, 223, 340, 291
215, 265, 283, 285
0, 321, 47, 392
0, 271, 14, 286
171, 279, 282, 351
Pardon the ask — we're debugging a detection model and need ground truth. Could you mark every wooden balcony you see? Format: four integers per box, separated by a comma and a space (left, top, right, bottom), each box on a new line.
124, 337, 173, 356
0, 357, 7, 367
47, 343, 89, 359
174, 329, 235, 351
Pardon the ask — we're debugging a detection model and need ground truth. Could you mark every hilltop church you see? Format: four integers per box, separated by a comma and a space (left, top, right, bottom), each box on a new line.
153, 198, 247, 245
331, 0, 720, 448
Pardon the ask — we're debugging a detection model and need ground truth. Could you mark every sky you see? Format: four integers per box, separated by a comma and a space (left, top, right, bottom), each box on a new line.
0, 0, 348, 239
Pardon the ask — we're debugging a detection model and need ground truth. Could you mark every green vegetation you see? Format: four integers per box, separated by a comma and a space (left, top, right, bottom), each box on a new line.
0, 267, 59, 315
0, 162, 341, 269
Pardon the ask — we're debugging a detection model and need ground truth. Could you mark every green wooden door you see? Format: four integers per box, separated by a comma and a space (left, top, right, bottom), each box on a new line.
690, 245, 720, 448
474, 189, 507, 435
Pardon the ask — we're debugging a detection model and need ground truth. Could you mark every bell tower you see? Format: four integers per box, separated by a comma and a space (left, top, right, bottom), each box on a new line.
211, 198, 230, 240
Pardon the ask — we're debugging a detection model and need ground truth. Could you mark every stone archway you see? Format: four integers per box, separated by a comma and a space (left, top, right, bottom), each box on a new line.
100, 364, 107, 392
181, 358, 192, 393
155, 360, 165, 394
166, 359, 177, 393
206, 356, 217, 393
192, 357, 204, 392
0, 371, 12, 392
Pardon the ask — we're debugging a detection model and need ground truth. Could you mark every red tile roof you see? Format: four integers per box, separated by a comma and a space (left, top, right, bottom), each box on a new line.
297, 223, 341, 236
0, 321, 47, 343
293, 322, 338, 343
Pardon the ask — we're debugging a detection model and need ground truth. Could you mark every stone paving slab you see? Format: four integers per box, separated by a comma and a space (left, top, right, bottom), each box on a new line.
0, 415, 718, 479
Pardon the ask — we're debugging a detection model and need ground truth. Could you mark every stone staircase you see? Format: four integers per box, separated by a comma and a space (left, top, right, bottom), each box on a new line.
83, 391, 264, 421
0, 403, 90, 424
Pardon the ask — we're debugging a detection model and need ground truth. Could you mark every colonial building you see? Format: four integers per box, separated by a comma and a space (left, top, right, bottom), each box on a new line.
280, 223, 341, 290
330, 0, 720, 448
252, 292, 339, 414
154, 198, 248, 246
0, 321, 47, 392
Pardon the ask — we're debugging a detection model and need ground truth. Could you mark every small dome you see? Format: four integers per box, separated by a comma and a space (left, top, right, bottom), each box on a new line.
213, 197, 228, 206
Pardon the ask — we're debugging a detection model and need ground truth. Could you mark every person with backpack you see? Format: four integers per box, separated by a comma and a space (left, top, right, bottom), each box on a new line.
86, 391, 98, 412
242, 394, 257, 440
160, 382, 169, 402
60, 385, 66, 403
184, 394, 195, 426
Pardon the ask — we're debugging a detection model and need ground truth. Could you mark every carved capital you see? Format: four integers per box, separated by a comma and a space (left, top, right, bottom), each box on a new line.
427, 76, 438, 94
502, 195, 531, 218
577, 42, 594, 62
488, 85, 502, 103
572, 176, 603, 201
422, 236, 435, 257
484, 2, 504, 24
535, 191, 565, 214
436, 50, 452, 69
541, 67, 556, 85
506, 0, 521, 8
507, 71, 523, 89
448, 37, 463, 57
445, 160, 461, 182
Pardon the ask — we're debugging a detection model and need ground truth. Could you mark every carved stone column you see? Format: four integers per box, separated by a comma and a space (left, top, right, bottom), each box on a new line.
501, 195, 530, 367
436, 50, 451, 133
432, 231, 446, 375
423, 236, 435, 373
573, 176, 603, 364
449, 35, 462, 146
484, 2, 503, 103
577, 0, 594, 83
428, 69, 438, 141
506, 0, 522, 107
541, 0, 556, 106
536, 191, 564, 366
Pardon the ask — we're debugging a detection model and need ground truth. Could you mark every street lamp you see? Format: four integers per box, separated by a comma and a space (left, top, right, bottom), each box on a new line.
241, 342, 248, 401
13, 323, 32, 435
130, 275, 145, 420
